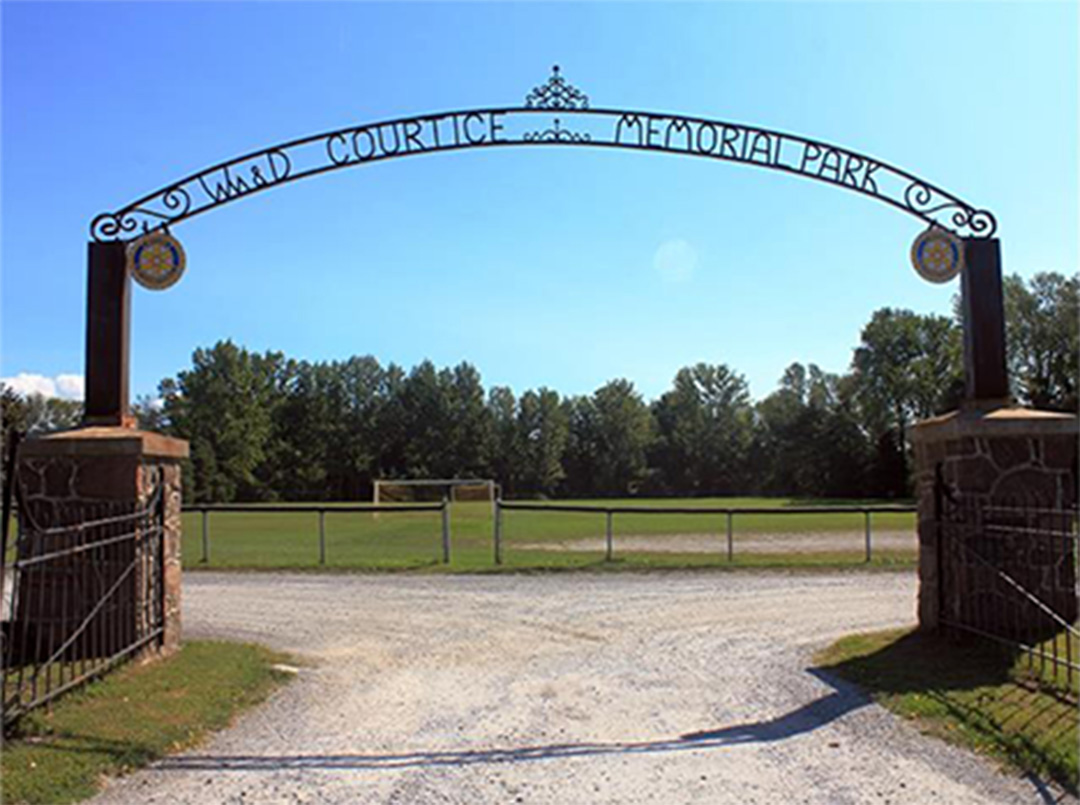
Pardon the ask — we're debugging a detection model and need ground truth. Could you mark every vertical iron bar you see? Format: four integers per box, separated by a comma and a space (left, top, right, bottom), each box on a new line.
726, 512, 734, 562
933, 464, 946, 634
156, 476, 166, 643
864, 511, 872, 563
494, 502, 503, 566
605, 511, 613, 562
30, 523, 49, 705
441, 502, 451, 564
318, 510, 326, 566
0, 429, 21, 618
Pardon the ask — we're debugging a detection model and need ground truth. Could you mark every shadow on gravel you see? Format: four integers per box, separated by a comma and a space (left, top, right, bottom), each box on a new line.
816, 628, 1077, 801
156, 671, 869, 773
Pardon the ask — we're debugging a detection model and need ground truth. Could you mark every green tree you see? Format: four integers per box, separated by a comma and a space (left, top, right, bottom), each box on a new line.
485, 386, 520, 495
517, 388, 568, 496
752, 363, 870, 497
848, 309, 963, 495
651, 364, 754, 495
161, 341, 284, 502
1003, 272, 1079, 411
588, 379, 652, 496
443, 362, 491, 478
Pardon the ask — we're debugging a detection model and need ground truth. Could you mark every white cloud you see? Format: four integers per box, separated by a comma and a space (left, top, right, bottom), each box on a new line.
653, 239, 698, 283
1, 372, 84, 401
54, 374, 85, 400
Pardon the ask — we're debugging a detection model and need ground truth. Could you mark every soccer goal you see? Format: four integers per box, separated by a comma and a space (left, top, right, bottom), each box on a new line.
373, 479, 500, 514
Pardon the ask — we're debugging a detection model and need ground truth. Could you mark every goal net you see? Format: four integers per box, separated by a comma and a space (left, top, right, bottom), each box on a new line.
373, 479, 499, 505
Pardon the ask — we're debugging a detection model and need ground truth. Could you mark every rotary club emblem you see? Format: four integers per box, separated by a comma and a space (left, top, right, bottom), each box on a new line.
910, 227, 963, 284
128, 231, 185, 290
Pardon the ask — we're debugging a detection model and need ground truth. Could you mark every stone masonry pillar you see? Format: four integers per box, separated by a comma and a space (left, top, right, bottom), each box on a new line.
910, 406, 1078, 632
15, 427, 188, 659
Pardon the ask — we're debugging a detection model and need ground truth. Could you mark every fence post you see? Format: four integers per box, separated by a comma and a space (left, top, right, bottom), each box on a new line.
494, 501, 503, 566
318, 509, 326, 565
726, 511, 734, 562
605, 511, 614, 561
201, 509, 209, 564
864, 510, 872, 563
441, 502, 451, 564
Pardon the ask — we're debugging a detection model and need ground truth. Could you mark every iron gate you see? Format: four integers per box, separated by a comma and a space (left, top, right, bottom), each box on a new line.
1, 463, 166, 730
936, 471, 1079, 696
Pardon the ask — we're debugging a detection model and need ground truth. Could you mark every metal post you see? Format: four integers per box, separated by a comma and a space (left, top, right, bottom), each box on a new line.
961, 238, 1009, 404
318, 510, 326, 565
864, 510, 872, 563
84, 242, 133, 427
441, 502, 451, 564
494, 502, 503, 565
605, 511, 614, 561
726, 511, 734, 562
201, 510, 209, 563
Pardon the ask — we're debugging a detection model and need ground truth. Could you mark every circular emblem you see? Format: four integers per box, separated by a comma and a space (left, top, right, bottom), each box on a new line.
128, 231, 185, 290
910, 227, 963, 284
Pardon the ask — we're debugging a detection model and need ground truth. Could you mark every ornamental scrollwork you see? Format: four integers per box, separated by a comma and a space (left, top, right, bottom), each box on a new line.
525, 65, 589, 110
91, 186, 192, 242
522, 118, 591, 143
902, 181, 997, 239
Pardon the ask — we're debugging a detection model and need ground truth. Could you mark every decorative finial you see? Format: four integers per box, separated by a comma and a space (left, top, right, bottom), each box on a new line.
525, 65, 589, 110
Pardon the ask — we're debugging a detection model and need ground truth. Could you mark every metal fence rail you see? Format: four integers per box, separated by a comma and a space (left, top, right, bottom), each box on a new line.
493, 501, 916, 565
939, 496, 1080, 698
183, 502, 451, 565
2, 475, 166, 730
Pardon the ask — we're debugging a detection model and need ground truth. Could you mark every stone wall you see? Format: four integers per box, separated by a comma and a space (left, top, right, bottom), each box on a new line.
911, 406, 1078, 632
12, 428, 188, 661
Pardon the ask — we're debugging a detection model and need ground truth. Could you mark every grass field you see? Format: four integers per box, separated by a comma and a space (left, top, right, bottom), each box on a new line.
179, 497, 917, 572
1, 641, 294, 805
817, 628, 1078, 793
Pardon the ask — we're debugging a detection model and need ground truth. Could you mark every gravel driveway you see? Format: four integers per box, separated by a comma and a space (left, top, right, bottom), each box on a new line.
92, 571, 1063, 804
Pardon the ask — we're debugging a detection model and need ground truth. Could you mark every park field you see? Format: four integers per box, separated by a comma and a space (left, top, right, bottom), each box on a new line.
180, 497, 917, 572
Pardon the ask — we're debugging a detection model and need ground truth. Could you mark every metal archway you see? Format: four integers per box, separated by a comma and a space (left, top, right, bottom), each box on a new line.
83, 67, 1007, 427
92, 67, 995, 242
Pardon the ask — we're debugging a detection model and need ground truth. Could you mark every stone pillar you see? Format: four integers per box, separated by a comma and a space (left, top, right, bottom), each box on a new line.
910, 406, 1078, 631
15, 427, 188, 659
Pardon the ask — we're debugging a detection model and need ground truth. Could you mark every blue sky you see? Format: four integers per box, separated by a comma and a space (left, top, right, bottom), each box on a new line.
2, 1, 1076, 404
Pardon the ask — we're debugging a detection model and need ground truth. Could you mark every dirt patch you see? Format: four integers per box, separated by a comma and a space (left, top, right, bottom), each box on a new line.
517, 529, 917, 555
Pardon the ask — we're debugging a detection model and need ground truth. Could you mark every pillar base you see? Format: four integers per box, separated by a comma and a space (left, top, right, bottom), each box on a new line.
16, 427, 188, 658
910, 407, 1078, 631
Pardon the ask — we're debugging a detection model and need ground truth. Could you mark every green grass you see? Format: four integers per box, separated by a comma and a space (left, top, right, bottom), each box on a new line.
816, 627, 1078, 793
181, 497, 916, 572
1, 641, 295, 805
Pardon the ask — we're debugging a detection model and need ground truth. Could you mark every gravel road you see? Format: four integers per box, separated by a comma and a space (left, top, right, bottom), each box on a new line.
91, 571, 1065, 805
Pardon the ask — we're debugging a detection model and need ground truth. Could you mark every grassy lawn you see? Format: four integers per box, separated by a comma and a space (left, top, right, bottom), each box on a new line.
816, 627, 1078, 793
1, 641, 295, 805
181, 497, 916, 571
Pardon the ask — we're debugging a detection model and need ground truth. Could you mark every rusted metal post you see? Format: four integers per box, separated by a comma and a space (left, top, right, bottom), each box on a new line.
84, 242, 133, 427
201, 510, 209, 564
494, 502, 503, 565
605, 511, 613, 561
726, 511, 734, 562
864, 511, 872, 563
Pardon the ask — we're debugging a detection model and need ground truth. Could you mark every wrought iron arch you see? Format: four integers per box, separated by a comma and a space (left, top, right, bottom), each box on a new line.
92, 66, 996, 242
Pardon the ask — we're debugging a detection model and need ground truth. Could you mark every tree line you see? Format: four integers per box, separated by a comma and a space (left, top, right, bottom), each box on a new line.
2, 272, 1075, 502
